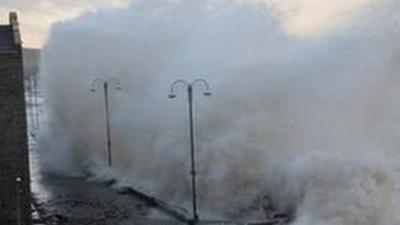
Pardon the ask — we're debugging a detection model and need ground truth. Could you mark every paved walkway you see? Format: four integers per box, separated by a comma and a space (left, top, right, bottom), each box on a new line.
32, 174, 182, 225
29, 141, 184, 225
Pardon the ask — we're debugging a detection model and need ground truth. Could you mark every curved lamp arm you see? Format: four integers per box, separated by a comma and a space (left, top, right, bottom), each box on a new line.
90, 78, 106, 92
106, 78, 122, 90
169, 79, 190, 98
191, 79, 212, 96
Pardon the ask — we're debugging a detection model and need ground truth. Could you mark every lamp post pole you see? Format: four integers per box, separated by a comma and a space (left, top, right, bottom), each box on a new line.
103, 82, 112, 167
187, 84, 198, 223
91, 78, 121, 167
169, 79, 212, 225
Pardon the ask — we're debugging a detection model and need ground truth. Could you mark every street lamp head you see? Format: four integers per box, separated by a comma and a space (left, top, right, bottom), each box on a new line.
90, 88, 96, 92
203, 91, 212, 97
116, 86, 122, 91
168, 93, 177, 99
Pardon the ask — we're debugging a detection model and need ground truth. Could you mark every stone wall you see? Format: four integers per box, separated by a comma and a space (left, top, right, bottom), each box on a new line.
0, 13, 31, 225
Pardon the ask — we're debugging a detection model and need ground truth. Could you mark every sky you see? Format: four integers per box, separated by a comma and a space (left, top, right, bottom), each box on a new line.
0, 0, 393, 48
0, 0, 131, 48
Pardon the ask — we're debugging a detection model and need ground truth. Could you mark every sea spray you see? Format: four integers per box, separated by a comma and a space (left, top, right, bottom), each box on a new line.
267, 151, 394, 225
38, 0, 400, 223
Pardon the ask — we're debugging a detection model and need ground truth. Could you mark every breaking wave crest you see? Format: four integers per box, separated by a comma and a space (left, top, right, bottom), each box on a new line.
38, 0, 400, 223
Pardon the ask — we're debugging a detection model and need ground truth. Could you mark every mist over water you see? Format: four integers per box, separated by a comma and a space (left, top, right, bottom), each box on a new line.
38, 0, 400, 223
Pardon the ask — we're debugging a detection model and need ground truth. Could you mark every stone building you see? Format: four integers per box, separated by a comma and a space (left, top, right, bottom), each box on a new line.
0, 12, 31, 225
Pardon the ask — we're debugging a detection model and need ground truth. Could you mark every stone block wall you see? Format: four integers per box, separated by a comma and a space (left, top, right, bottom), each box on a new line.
0, 12, 31, 225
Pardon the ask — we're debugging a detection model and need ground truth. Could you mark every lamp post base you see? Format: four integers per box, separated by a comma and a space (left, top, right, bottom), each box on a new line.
189, 217, 199, 225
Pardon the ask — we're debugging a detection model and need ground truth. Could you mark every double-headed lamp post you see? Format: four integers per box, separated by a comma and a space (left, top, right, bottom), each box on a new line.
168, 79, 212, 225
91, 78, 122, 167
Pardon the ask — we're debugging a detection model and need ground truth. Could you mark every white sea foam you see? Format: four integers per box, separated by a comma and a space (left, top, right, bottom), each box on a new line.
38, 0, 400, 223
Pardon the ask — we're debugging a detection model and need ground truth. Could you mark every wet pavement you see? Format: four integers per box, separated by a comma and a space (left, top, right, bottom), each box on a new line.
33, 175, 173, 225
29, 143, 183, 225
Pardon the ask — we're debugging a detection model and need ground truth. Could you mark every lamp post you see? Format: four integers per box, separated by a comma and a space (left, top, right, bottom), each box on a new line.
168, 79, 212, 225
91, 78, 122, 167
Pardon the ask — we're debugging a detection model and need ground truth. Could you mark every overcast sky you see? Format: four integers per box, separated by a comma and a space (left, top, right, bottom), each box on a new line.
0, 0, 131, 48
0, 0, 394, 48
